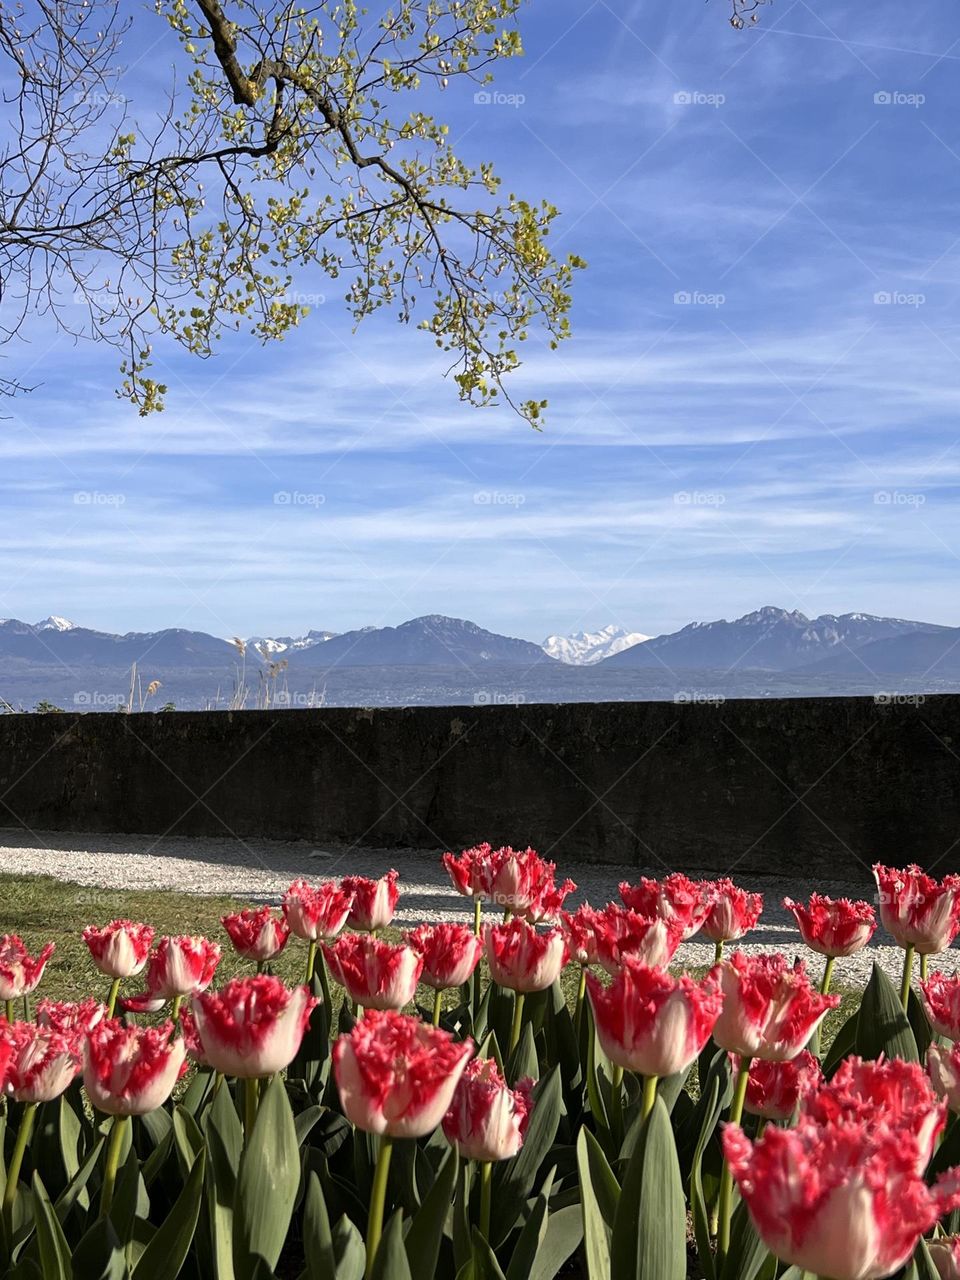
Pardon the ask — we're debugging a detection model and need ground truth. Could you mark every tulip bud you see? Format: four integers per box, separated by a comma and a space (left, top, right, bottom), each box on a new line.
484, 919, 566, 992
592, 905, 683, 975
922, 971, 960, 1040
282, 879, 354, 941
404, 923, 483, 989
701, 879, 763, 944
873, 863, 960, 955
737, 1051, 822, 1121
618, 873, 712, 940
2, 1022, 82, 1103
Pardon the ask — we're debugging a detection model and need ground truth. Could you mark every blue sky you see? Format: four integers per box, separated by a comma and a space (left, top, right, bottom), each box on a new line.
4, 0, 960, 643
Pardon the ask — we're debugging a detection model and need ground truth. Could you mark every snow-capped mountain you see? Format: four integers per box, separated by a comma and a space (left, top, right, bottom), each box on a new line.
35, 616, 76, 632
245, 630, 337, 659
542, 624, 650, 665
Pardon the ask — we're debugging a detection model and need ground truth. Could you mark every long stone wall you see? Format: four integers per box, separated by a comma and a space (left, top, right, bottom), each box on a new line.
0, 695, 956, 877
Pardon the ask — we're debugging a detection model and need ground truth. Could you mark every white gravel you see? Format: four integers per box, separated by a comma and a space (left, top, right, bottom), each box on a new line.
0, 826, 956, 989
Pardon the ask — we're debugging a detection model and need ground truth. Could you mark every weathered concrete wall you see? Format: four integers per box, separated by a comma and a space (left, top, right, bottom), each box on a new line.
0, 696, 956, 877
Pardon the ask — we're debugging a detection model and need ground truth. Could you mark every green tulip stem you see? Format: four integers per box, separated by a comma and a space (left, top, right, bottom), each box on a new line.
306, 940, 317, 984
473, 897, 483, 936
640, 1074, 658, 1122
171, 995, 182, 1024
820, 955, 836, 997
366, 1133, 394, 1279
3, 1101, 37, 1233
479, 1160, 493, 1239
509, 991, 525, 1056
106, 977, 121, 1018
242, 1077, 260, 1142
431, 988, 444, 1027
714, 940, 724, 965
21, 994, 29, 1022
99, 1113, 128, 1218
3, 1000, 11, 1023
610, 1065, 624, 1139
900, 944, 916, 1011
921, 952, 929, 983
717, 1055, 752, 1265
574, 967, 587, 1036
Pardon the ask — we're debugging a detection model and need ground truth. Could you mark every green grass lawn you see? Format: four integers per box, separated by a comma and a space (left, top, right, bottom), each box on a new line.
0, 871, 860, 1048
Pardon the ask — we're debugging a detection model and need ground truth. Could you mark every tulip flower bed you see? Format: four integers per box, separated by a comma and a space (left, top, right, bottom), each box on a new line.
0, 855, 958, 1280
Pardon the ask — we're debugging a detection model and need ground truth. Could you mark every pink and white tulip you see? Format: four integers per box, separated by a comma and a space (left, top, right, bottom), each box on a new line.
928, 1042, 960, 1115
2, 1022, 82, 1103
873, 863, 960, 955
221, 907, 289, 962
83, 1019, 186, 1115
930, 1236, 960, 1280
723, 1115, 960, 1280
36, 997, 106, 1035
185, 975, 317, 1078
404, 923, 483, 990
484, 919, 566, 993
701, 879, 763, 945
737, 1051, 822, 1122
442, 1057, 535, 1161
0, 935, 55, 999
282, 879, 354, 942
592, 905, 683, 975
783, 893, 876, 957
322, 934, 423, 1010
618, 873, 711, 940
333, 1010, 472, 1137
712, 952, 839, 1061
587, 959, 723, 1078
82, 920, 153, 979
922, 970, 960, 1040
342, 870, 400, 931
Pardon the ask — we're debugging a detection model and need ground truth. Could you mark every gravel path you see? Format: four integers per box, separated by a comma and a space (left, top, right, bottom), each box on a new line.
0, 826, 955, 989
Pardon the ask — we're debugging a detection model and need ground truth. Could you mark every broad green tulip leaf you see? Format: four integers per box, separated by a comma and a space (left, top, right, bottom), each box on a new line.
822, 1003, 859, 1075
507, 1021, 538, 1089
52, 1136, 105, 1228
107, 1143, 144, 1243
233, 1075, 300, 1280
31, 1172, 72, 1280
504, 1169, 553, 1280
576, 1128, 611, 1280
855, 962, 919, 1062
303, 1173, 336, 1280
133, 1146, 205, 1280
369, 1210, 413, 1280
71, 1216, 128, 1280
491, 1067, 561, 1245
178, 1070, 215, 1118
527, 1205, 583, 1280
404, 1145, 457, 1279
611, 1098, 686, 1280
907, 986, 934, 1063
172, 1107, 205, 1181
453, 1161, 474, 1274
332, 1214, 365, 1280
578, 1128, 619, 1229
205, 1105, 241, 1280
470, 1228, 507, 1280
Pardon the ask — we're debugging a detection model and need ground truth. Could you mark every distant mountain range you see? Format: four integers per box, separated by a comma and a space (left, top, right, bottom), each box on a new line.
542, 625, 651, 665
0, 606, 957, 709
